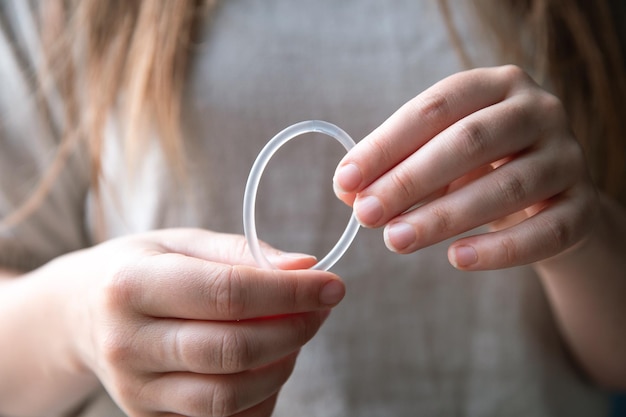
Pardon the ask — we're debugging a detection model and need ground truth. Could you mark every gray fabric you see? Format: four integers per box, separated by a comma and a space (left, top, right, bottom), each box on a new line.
0, 1, 90, 271
0, 1, 610, 416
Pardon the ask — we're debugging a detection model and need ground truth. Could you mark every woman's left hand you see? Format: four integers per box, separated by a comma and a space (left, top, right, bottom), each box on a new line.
333, 65, 600, 270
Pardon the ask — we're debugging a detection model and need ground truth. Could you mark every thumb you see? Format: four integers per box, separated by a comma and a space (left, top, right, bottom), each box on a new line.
142, 228, 317, 269
267, 252, 318, 270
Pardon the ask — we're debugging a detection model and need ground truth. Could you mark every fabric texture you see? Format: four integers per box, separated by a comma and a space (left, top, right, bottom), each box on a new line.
0, 1, 610, 416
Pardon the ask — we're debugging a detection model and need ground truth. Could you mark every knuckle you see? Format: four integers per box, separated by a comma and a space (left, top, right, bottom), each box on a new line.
428, 204, 454, 235
497, 172, 527, 206
560, 140, 587, 179
508, 93, 536, 127
539, 92, 563, 115
498, 235, 520, 265
541, 214, 573, 252
388, 164, 417, 202
102, 264, 140, 311
569, 139, 587, 164
207, 383, 239, 417
95, 265, 144, 369
171, 327, 202, 371
218, 330, 253, 373
538, 92, 568, 126
110, 376, 142, 408
211, 265, 247, 319
499, 64, 531, 85
184, 382, 238, 417
367, 133, 394, 168
99, 328, 135, 367
453, 119, 490, 161
414, 91, 451, 125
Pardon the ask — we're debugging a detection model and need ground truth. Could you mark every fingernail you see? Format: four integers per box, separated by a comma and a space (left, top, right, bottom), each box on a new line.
266, 252, 318, 269
384, 222, 416, 252
334, 163, 362, 192
333, 180, 350, 200
451, 245, 478, 268
354, 195, 383, 226
319, 280, 345, 306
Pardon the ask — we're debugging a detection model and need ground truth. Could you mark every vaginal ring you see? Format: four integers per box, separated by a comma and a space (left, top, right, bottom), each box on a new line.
243, 120, 360, 270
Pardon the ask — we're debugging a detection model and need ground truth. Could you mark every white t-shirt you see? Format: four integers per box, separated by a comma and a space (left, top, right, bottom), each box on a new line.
0, 1, 610, 416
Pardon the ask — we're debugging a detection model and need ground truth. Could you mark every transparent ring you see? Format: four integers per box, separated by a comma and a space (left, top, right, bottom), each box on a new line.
243, 120, 360, 270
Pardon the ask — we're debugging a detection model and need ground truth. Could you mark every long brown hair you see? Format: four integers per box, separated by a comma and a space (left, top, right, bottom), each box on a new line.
441, 0, 626, 205
1, 0, 211, 237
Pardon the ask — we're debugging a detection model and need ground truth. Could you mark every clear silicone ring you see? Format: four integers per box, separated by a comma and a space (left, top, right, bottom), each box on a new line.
243, 120, 360, 270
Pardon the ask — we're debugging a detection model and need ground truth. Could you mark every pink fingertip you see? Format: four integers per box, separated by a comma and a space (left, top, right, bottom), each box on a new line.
319, 280, 345, 306
267, 252, 318, 270
334, 163, 362, 193
354, 196, 384, 226
384, 223, 416, 252
451, 245, 478, 268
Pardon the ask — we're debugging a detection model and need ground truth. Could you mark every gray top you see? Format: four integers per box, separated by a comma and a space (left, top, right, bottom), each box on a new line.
0, 1, 609, 416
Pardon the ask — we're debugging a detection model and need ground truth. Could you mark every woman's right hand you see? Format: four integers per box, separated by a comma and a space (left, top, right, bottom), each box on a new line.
53, 228, 345, 417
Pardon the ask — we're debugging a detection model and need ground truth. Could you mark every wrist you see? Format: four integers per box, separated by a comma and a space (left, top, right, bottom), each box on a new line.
0, 253, 99, 415
532, 193, 626, 389
33, 252, 100, 385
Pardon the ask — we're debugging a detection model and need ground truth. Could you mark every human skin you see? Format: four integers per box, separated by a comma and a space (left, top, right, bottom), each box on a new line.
333, 65, 626, 390
0, 229, 345, 417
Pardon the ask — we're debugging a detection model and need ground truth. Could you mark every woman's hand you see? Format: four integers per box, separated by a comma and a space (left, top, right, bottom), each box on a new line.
333, 65, 599, 270
333, 65, 626, 387
37, 229, 344, 417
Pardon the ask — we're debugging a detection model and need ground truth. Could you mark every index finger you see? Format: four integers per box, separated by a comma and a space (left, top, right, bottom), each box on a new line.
114, 253, 344, 320
333, 66, 524, 198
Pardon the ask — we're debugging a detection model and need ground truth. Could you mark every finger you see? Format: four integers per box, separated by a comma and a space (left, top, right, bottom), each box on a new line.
231, 392, 278, 417
333, 66, 531, 197
126, 310, 329, 374
382, 146, 576, 253
112, 254, 344, 320
142, 352, 297, 417
447, 188, 594, 270
352, 91, 562, 227
396, 163, 495, 212
157, 394, 279, 417
138, 228, 317, 268
157, 394, 280, 417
